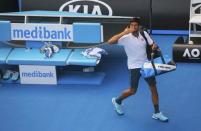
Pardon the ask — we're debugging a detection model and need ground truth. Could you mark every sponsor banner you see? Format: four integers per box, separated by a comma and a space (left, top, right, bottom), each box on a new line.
21, 0, 189, 30
59, 0, 113, 16
19, 65, 57, 84
11, 23, 73, 41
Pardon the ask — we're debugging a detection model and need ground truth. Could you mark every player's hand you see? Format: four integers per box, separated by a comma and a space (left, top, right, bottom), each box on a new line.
123, 26, 134, 35
152, 43, 158, 50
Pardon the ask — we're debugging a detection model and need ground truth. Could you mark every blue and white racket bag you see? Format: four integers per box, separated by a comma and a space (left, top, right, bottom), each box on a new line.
141, 50, 176, 78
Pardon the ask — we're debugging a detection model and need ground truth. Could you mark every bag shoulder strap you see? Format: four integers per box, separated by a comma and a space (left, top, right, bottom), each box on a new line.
139, 27, 153, 60
139, 27, 149, 45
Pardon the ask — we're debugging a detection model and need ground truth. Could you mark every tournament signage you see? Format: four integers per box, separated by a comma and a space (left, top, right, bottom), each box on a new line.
11, 23, 73, 41
173, 44, 201, 62
183, 48, 200, 58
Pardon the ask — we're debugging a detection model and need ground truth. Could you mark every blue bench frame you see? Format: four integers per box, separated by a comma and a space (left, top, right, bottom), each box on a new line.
4, 48, 100, 66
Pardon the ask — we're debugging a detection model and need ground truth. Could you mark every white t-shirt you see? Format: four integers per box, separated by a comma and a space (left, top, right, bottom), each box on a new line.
118, 31, 153, 69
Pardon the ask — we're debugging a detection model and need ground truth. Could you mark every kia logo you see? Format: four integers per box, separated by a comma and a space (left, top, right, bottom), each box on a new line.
59, 0, 113, 16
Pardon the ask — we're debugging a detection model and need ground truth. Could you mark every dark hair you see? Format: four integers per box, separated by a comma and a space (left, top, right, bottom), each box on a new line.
129, 17, 140, 25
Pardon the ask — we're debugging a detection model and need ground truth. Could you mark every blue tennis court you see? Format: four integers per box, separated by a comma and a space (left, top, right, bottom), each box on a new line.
0, 34, 201, 131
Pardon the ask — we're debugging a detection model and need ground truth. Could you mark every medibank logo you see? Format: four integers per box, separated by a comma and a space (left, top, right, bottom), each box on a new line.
22, 71, 54, 78
19, 65, 57, 85
13, 27, 71, 40
11, 23, 73, 41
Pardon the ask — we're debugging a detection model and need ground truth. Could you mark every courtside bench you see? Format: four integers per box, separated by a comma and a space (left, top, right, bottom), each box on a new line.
0, 20, 104, 84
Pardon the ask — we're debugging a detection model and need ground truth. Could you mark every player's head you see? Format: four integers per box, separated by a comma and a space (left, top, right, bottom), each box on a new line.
129, 17, 140, 32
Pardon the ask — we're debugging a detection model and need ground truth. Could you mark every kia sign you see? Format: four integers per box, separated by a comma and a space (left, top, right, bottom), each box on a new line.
59, 0, 113, 16
21, 0, 189, 30
11, 23, 73, 41
173, 44, 201, 62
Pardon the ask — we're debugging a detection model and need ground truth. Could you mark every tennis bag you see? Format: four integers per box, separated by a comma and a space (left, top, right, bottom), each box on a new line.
140, 49, 176, 78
